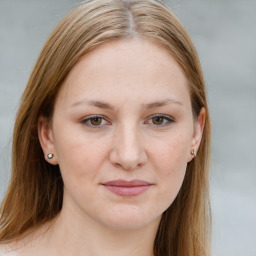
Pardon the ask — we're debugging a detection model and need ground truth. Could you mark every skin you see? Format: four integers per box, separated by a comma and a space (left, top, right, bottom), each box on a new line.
2, 38, 205, 256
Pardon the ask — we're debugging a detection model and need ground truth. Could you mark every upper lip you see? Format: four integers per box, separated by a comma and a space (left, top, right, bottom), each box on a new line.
103, 179, 152, 187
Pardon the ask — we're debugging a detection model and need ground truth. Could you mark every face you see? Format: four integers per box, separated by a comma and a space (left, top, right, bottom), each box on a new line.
39, 38, 205, 231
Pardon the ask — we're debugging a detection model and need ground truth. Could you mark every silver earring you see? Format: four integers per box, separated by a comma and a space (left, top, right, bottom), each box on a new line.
190, 149, 196, 157
47, 153, 54, 159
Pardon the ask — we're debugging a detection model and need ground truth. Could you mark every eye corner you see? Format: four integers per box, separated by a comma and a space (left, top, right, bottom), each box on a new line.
143, 114, 175, 127
80, 114, 112, 128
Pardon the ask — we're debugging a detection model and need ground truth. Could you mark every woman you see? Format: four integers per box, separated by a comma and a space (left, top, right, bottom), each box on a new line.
0, 0, 211, 255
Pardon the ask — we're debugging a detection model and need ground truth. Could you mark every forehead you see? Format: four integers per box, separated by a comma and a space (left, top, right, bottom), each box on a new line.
56, 38, 191, 109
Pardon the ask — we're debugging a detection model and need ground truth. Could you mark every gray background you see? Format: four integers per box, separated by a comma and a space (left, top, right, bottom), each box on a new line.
0, 0, 255, 255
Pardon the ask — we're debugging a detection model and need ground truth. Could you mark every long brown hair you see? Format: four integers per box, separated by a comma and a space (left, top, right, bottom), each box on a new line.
0, 0, 211, 255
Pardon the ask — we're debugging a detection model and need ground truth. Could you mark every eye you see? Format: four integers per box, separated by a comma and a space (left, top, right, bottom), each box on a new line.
81, 115, 111, 127
145, 114, 174, 127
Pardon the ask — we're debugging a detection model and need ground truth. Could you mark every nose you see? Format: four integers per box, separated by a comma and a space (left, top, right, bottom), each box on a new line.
109, 124, 147, 170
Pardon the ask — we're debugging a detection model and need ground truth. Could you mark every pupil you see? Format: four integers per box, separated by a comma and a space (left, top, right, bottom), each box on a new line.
153, 117, 163, 125
92, 117, 102, 125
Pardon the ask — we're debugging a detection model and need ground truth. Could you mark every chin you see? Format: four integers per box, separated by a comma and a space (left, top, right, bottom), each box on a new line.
97, 205, 162, 231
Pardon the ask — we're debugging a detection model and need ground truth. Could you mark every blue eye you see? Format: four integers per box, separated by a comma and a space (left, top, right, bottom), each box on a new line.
146, 114, 174, 127
81, 115, 110, 127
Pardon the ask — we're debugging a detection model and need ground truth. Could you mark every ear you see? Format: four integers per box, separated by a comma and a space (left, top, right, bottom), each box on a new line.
38, 116, 58, 165
187, 107, 206, 162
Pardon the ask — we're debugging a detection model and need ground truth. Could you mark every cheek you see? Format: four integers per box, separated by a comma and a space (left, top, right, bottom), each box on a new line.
152, 131, 190, 171
149, 131, 191, 201
53, 125, 109, 187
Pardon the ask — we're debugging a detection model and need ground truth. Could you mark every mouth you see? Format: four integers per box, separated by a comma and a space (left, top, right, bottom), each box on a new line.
102, 179, 153, 197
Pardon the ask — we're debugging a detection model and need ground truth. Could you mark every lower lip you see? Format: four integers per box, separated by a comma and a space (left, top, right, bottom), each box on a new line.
103, 185, 151, 197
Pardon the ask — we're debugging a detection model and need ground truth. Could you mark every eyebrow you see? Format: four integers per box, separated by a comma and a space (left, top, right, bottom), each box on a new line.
70, 100, 114, 109
70, 98, 183, 110
142, 98, 183, 110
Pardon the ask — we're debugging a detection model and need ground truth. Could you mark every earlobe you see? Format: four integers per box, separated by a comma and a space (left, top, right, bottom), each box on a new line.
187, 107, 206, 162
38, 116, 58, 165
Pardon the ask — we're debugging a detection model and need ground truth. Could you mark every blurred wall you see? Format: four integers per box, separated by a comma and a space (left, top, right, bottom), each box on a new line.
0, 0, 255, 255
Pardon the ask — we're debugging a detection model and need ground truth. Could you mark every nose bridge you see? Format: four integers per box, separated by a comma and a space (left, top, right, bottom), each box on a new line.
110, 121, 147, 170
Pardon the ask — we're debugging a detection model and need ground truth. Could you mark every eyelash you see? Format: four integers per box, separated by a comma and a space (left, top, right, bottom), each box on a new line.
81, 114, 174, 128
81, 115, 111, 128
144, 114, 175, 127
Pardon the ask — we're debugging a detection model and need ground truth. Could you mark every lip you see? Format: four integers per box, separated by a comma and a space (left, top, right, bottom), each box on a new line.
102, 179, 152, 197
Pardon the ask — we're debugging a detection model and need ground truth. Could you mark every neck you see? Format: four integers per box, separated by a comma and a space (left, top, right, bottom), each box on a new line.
42, 204, 160, 256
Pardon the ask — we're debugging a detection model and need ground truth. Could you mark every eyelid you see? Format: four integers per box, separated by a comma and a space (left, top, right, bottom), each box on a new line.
80, 114, 174, 128
81, 114, 111, 127
144, 114, 175, 126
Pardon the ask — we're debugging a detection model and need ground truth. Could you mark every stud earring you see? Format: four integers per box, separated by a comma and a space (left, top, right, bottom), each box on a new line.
190, 149, 196, 157
47, 153, 54, 159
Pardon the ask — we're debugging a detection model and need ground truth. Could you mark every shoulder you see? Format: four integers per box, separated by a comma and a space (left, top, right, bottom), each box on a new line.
0, 243, 20, 255
0, 223, 53, 256
0, 237, 34, 256
0, 221, 54, 256
0, 236, 33, 256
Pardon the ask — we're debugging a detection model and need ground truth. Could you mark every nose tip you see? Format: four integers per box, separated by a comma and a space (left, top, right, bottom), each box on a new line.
112, 156, 146, 171
109, 127, 147, 171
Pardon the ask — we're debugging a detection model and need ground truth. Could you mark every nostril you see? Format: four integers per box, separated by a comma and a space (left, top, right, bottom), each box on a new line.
110, 150, 147, 171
